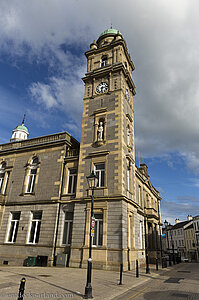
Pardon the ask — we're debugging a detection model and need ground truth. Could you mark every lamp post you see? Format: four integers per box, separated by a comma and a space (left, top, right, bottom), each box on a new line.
84, 171, 98, 299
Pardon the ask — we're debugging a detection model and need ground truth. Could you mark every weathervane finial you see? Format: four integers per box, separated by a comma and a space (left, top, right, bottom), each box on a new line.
22, 114, 26, 125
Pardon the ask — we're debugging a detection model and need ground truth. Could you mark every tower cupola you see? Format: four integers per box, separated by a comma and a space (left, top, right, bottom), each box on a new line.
10, 115, 29, 142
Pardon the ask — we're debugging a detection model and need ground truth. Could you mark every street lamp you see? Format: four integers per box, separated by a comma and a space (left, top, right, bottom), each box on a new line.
84, 171, 98, 299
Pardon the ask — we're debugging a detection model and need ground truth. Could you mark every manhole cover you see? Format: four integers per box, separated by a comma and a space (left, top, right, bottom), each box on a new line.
165, 277, 184, 283
38, 274, 51, 277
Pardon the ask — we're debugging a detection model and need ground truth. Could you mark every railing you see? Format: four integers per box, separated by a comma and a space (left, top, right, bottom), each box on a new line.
0, 133, 70, 151
66, 149, 79, 157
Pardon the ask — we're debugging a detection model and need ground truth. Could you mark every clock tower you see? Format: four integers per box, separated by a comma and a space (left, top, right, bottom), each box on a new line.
70, 29, 144, 271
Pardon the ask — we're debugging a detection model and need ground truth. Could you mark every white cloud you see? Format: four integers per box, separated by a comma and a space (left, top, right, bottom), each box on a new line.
30, 82, 58, 109
161, 196, 199, 224
1, 0, 199, 171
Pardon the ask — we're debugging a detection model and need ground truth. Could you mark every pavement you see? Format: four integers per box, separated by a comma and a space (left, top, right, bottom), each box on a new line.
0, 263, 189, 299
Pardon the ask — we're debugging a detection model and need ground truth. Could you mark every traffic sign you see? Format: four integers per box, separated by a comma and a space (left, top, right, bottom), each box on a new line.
91, 217, 95, 229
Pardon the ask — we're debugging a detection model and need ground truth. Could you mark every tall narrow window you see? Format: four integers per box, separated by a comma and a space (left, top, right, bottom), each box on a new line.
101, 56, 108, 67
2, 171, 10, 195
26, 157, 38, 193
67, 169, 77, 194
128, 216, 131, 248
7, 212, 20, 243
138, 185, 141, 206
139, 221, 143, 249
0, 162, 6, 193
28, 211, 42, 244
94, 164, 105, 187
127, 168, 130, 191
62, 212, 73, 245
93, 213, 103, 246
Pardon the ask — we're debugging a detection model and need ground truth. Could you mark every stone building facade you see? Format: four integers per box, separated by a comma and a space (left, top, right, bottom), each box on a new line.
0, 29, 161, 270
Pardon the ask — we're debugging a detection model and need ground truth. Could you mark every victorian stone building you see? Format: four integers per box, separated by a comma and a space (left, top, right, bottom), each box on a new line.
0, 29, 161, 270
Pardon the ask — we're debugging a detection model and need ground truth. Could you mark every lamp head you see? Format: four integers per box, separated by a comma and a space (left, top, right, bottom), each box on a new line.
87, 171, 98, 189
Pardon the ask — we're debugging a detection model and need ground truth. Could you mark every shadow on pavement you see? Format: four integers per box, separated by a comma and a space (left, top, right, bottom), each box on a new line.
143, 290, 199, 300
0, 269, 84, 298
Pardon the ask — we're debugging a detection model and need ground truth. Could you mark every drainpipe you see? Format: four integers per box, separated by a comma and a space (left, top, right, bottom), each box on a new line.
53, 146, 67, 266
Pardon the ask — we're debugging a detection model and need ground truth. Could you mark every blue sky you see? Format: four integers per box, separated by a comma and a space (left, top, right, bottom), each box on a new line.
0, 0, 199, 224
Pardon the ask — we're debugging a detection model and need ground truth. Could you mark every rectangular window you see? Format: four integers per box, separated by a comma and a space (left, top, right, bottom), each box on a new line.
128, 216, 131, 248
28, 211, 42, 244
94, 164, 105, 187
7, 212, 20, 243
62, 212, 73, 245
26, 168, 37, 193
93, 213, 103, 246
127, 168, 130, 191
138, 185, 141, 206
67, 169, 77, 194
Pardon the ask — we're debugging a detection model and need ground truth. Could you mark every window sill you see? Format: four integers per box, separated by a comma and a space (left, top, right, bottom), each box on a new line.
63, 193, 76, 196
4, 242, 15, 244
23, 192, 35, 196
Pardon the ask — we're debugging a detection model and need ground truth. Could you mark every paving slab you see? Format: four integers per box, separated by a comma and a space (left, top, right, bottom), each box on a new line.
0, 264, 178, 299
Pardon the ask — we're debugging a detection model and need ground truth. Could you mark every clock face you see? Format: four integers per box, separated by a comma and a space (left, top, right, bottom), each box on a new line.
126, 88, 129, 100
96, 82, 109, 93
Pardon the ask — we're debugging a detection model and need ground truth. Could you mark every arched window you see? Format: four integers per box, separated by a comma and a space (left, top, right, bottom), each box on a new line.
101, 55, 108, 67
26, 157, 39, 193
0, 162, 6, 193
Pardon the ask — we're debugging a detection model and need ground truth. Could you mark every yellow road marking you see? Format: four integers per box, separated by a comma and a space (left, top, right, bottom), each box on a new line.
133, 292, 145, 299
126, 287, 147, 300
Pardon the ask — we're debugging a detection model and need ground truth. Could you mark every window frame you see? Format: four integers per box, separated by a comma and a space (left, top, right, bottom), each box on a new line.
67, 169, 77, 194
7, 212, 21, 243
0, 162, 6, 193
94, 163, 105, 188
93, 213, 103, 247
26, 157, 39, 194
62, 212, 73, 245
101, 55, 108, 67
27, 211, 42, 244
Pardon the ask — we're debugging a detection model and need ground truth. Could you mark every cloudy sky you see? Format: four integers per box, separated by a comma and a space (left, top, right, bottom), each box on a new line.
0, 0, 199, 224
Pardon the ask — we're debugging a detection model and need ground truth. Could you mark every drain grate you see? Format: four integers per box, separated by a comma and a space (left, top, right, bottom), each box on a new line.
165, 277, 184, 283
177, 270, 191, 273
172, 293, 188, 298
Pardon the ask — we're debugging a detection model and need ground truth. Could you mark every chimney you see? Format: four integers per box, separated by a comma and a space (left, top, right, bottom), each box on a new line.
187, 215, 193, 221
175, 218, 180, 224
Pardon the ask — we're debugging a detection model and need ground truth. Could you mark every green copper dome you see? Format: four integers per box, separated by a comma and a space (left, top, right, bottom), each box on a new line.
15, 125, 29, 134
99, 28, 122, 37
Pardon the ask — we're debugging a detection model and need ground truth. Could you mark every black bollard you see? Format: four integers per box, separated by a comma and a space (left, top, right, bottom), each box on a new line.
156, 258, 158, 271
18, 277, 26, 300
136, 259, 139, 277
119, 263, 123, 285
